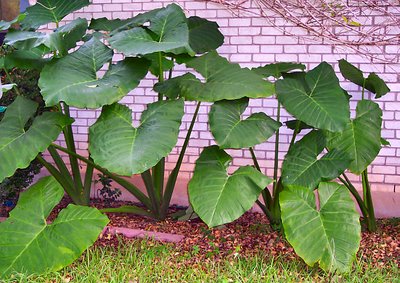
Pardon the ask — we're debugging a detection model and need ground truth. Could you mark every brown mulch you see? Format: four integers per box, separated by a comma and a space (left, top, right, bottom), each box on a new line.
2, 197, 399, 268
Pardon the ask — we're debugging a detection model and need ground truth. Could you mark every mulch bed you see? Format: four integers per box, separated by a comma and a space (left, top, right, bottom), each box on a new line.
1, 197, 399, 268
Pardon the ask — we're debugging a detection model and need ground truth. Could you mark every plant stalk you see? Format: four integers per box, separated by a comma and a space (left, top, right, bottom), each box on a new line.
50, 144, 153, 210
339, 175, 369, 220
362, 170, 377, 231
273, 102, 281, 196
288, 120, 301, 149
36, 155, 85, 205
141, 169, 160, 217
161, 101, 201, 217
83, 162, 94, 205
249, 147, 273, 208
61, 103, 84, 193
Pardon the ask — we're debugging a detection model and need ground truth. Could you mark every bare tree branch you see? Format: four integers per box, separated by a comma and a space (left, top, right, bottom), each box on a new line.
202, 0, 400, 62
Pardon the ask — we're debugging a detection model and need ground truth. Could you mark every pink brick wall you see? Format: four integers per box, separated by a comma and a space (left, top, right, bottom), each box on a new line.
47, 0, 399, 193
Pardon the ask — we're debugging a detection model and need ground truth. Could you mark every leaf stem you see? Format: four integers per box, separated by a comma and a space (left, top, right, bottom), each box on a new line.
141, 169, 160, 217
256, 200, 274, 221
50, 143, 153, 210
362, 170, 377, 231
36, 155, 84, 205
249, 147, 273, 208
288, 120, 301, 149
161, 101, 201, 216
339, 174, 369, 222
83, 162, 94, 205
62, 103, 84, 193
273, 102, 281, 196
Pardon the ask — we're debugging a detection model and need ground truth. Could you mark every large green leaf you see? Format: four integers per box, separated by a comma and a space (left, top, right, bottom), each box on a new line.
187, 16, 224, 54
0, 176, 109, 278
39, 38, 150, 109
280, 182, 361, 272
0, 97, 73, 183
89, 99, 184, 176
276, 62, 350, 132
189, 146, 272, 227
154, 51, 274, 102
326, 100, 382, 174
338, 59, 390, 99
21, 0, 90, 28
253, 62, 306, 79
281, 131, 350, 190
3, 48, 49, 70
109, 4, 193, 56
5, 18, 87, 56
209, 98, 281, 149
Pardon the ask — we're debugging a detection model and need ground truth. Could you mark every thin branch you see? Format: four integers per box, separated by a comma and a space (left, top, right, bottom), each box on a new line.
203, 0, 400, 62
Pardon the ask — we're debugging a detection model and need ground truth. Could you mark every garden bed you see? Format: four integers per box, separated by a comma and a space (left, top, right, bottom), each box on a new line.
45, 197, 400, 269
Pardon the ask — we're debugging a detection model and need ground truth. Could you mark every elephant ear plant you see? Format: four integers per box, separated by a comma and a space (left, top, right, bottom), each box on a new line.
0, 0, 273, 222
184, 61, 390, 272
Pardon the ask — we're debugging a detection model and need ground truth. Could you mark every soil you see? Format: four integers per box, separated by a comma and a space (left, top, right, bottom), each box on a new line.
1, 197, 399, 268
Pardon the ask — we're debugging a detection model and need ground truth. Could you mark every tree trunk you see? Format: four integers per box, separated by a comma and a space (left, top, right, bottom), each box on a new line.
0, 0, 20, 21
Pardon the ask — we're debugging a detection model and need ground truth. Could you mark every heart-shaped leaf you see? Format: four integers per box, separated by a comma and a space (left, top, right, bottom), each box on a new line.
187, 16, 224, 54
276, 62, 350, 132
189, 146, 272, 227
155, 51, 274, 102
39, 38, 150, 109
109, 4, 193, 56
281, 131, 350, 190
0, 176, 109, 278
209, 98, 281, 149
22, 0, 90, 29
0, 96, 73, 183
280, 182, 361, 272
326, 100, 382, 174
5, 18, 87, 56
253, 62, 306, 79
338, 59, 390, 99
89, 99, 184, 176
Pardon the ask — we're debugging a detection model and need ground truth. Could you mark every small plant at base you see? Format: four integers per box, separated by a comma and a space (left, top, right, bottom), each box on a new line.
95, 173, 122, 205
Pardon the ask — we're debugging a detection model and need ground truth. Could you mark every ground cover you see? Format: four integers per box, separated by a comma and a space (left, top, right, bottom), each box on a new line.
3, 197, 397, 282
1, 194, 399, 282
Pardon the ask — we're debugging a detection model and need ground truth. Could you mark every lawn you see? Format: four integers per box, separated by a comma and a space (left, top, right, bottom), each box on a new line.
4, 239, 399, 283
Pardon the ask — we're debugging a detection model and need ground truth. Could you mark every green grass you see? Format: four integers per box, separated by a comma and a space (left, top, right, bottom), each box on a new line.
2, 239, 399, 283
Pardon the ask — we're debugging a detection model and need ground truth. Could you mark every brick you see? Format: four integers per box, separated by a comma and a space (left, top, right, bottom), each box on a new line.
103, 4, 122, 11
